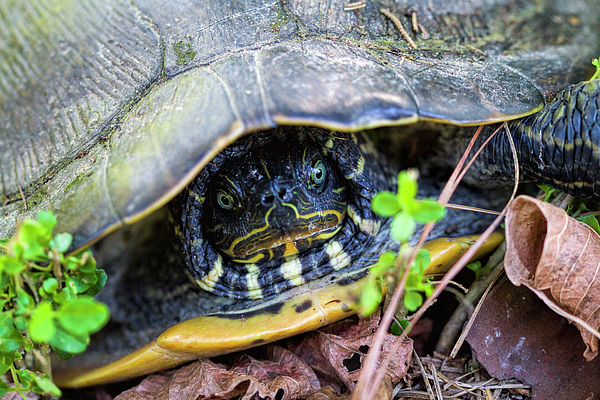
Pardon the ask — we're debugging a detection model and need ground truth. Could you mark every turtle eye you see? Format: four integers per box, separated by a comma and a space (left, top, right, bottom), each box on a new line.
310, 158, 327, 188
216, 190, 235, 211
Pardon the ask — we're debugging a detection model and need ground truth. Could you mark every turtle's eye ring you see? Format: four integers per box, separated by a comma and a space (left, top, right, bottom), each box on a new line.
310, 158, 327, 188
216, 190, 235, 211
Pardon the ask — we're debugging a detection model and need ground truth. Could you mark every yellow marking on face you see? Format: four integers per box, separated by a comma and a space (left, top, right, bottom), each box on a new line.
196, 255, 224, 291
226, 208, 346, 260
325, 240, 351, 271
284, 242, 299, 257
235, 252, 265, 263
280, 256, 304, 287
325, 138, 334, 148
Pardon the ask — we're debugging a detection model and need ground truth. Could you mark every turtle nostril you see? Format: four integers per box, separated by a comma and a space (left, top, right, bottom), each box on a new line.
261, 193, 274, 206
277, 187, 288, 200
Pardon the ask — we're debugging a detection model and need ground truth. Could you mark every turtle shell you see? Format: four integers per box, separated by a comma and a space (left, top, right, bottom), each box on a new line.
1, 0, 597, 246
0, 0, 598, 389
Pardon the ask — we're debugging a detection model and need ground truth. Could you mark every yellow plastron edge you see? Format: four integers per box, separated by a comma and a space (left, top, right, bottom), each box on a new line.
54, 231, 504, 388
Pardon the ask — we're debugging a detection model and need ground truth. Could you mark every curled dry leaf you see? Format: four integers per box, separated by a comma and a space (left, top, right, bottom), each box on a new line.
504, 195, 600, 360
289, 312, 412, 392
113, 345, 319, 400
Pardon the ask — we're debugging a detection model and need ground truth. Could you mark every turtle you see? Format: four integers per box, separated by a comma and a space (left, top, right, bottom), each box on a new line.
0, 0, 598, 389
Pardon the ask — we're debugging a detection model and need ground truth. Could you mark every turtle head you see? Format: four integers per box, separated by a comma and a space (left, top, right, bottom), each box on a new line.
202, 140, 347, 263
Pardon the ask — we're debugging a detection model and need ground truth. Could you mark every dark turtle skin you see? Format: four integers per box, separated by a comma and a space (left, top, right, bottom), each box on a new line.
179, 128, 390, 300
0, 0, 598, 389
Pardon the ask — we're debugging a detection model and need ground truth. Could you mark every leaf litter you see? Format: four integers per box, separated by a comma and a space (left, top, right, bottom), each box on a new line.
504, 195, 600, 360
113, 312, 412, 400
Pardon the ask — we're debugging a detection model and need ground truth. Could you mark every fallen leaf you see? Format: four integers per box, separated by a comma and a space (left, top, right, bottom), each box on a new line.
306, 386, 350, 400
504, 195, 600, 360
114, 345, 319, 400
466, 277, 600, 400
289, 312, 412, 392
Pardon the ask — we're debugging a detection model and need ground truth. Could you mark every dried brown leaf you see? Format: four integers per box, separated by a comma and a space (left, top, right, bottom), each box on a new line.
289, 312, 412, 392
504, 195, 600, 360
114, 345, 319, 400
466, 277, 600, 400
306, 386, 350, 400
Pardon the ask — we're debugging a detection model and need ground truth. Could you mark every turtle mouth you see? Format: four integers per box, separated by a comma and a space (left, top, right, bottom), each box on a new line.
225, 210, 346, 263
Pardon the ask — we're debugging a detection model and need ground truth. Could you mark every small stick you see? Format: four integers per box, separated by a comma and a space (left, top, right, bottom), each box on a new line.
411, 11, 419, 32
17, 181, 27, 210
344, 1, 366, 11
380, 8, 417, 49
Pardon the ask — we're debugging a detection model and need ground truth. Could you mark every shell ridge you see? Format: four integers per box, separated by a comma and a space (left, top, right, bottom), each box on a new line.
254, 48, 276, 127
207, 67, 245, 131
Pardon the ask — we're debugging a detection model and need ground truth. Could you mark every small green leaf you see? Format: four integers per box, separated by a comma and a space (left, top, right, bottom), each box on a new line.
391, 212, 416, 243
371, 191, 401, 217
404, 291, 423, 312
0, 351, 18, 375
0, 255, 25, 275
34, 374, 62, 396
15, 220, 50, 261
580, 214, 600, 235
49, 232, 72, 253
591, 58, 600, 81
42, 278, 59, 294
66, 272, 97, 294
28, 302, 56, 343
36, 211, 57, 234
12, 316, 27, 331
15, 368, 35, 391
85, 269, 107, 298
537, 183, 559, 202
77, 252, 97, 273
391, 320, 411, 336
56, 297, 109, 336
397, 170, 418, 208
0, 380, 14, 397
51, 347, 74, 360
414, 249, 431, 272
370, 252, 396, 276
359, 281, 383, 317
411, 200, 446, 224
15, 289, 34, 313
48, 325, 89, 354
0, 313, 14, 337
0, 327, 25, 352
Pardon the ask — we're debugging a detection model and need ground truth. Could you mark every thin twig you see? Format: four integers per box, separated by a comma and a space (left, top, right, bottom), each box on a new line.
412, 350, 435, 399
429, 362, 444, 399
344, 0, 365, 10
17, 181, 27, 210
380, 8, 417, 49
444, 203, 502, 216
